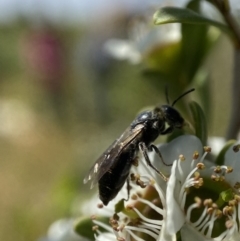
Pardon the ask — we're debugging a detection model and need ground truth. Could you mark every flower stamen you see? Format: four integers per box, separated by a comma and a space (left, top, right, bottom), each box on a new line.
125, 226, 158, 239
131, 207, 162, 225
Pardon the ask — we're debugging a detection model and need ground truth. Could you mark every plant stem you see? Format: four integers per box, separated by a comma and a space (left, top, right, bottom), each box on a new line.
212, 0, 240, 139
211, 0, 240, 47
226, 50, 240, 139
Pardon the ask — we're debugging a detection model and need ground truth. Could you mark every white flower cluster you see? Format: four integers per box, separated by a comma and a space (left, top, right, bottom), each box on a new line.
90, 135, 240, 241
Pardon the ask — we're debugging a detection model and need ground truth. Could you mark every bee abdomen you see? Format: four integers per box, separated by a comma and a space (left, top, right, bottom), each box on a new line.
98, 152, 134, 205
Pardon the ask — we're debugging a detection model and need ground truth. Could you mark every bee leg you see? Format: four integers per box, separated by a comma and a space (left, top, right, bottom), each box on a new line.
132, 156, 139, 167
123, 178, 131, 202
161, 126, 173, 135
139, 142, 168, 181
149, 144, 172, 166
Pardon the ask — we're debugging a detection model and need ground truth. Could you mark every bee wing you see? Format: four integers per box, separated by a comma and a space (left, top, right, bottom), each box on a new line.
83, 124, 144, 189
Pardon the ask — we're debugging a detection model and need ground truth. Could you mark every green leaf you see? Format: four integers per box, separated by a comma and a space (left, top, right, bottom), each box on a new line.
74, 216, 109, 240
216, 189, 235, 207
179, 1, 212, 85
74, 216, 94, 240
220, 189, 235, 202
144, 42, 182, 82
115, 199, 138, 219
153, 7, 231, 34
215, 140, 236, 165
189, 101, 207, 145
115, 198, 125, 213
192, 70, 211, 117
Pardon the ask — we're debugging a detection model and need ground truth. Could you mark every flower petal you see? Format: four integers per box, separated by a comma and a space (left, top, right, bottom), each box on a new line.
224, 143, 240, 187
165, 160, 185, 234
181, 224, 212, 241
158, 222, 176, 241
152, 135, 203, 179
103, 39, 141, 64
45, 219, 88, 241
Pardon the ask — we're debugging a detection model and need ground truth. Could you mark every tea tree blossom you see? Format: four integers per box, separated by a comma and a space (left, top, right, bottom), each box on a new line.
103, 17, 181, 64
39, 219, 88, 241
84, 135, 240, 241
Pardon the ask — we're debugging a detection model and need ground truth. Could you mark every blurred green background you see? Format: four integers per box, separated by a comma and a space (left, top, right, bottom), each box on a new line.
0, 2, 233, 241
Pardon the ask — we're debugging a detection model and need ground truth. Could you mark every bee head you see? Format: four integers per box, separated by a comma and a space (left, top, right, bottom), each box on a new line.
160, 88, 195, 129
161, 105, 184, 129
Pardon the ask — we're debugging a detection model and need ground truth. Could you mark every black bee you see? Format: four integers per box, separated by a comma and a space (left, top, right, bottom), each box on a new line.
84, 89, 194, 206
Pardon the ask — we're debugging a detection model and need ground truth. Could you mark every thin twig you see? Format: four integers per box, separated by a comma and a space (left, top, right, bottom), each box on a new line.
226, 50, 240, 139
211, 0, 240, 139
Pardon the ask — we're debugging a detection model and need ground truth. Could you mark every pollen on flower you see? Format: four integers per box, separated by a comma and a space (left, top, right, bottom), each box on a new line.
132, 157, 139, 167
225, 219, 234, 229
194, 177, 203, 188
204, 146, 212, 153
220, 176, 225, 181
109, 218, 119, 231
196, 163, 205, 170
207, 207, 214, 215
210, 165, 232, 183
214, 166, 222, 173
131, 194, 138, 200
212, 203, 218, 209
136, 178, 147, 188
203, 199, 213, 207
194, 197, 202, 207
113, 213, 120, 221
228, 199, 237, 206
109, 220, 118, 228
226, 166, 233, 173
194, 171, 200, 179
130, 173, 136, 181
234, 194, 240, 202
134, 173, 141, 179
212, 175, 225, 182
223, 206, 233, 216
97, 203, 104, 209
215, 209, 223, 218
131, 172, 155, 188
232, 144, 240, 152
207, 203, 220, 216
211, 174, 222, 181
234, 182, 240, 191
193, 151, 199, 160
211, 174, 217, 181
179, 154, 185, 161
92, 225, 99, 231
125, 205, 134, 211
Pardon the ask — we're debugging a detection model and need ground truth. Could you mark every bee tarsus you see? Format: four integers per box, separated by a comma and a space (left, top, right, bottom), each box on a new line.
138, 142, 167, 180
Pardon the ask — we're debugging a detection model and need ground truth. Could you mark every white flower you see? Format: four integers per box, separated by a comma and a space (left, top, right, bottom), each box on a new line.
150, 135, 205, 237
154, 136, 240, 241
103, 16, 180, 64
89, 135, 204, 240
208, 137, 225, 156
78, 136, 240, 241
39, 219, 89, 241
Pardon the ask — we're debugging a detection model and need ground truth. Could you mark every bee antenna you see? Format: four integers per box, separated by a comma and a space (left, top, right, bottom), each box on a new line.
172, 88, 195, 107
165, 85, 170, 104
